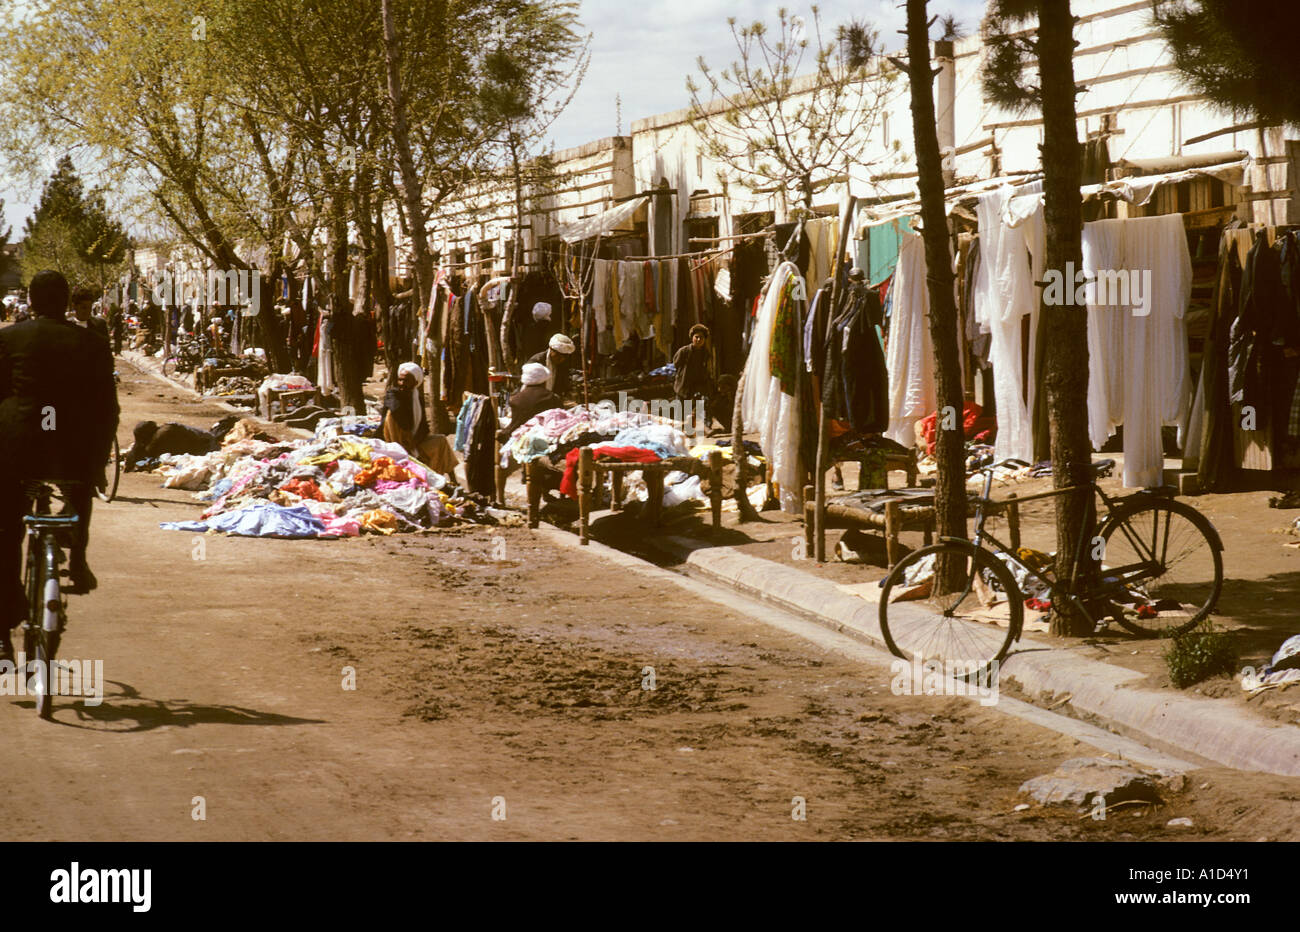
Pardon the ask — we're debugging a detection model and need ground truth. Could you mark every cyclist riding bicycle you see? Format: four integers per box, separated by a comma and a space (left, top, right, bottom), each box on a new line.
0, 270, 119, 662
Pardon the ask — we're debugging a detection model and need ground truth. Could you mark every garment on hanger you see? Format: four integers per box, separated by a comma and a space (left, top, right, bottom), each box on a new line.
884, 232, 936, 446
822, 281, 888, 435
741, 260, 805, 514
973, 186, 1038, 463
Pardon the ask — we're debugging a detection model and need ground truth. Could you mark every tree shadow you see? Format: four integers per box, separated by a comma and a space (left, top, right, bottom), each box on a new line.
1214, 571, 1300, 662
10, 679, 326, 732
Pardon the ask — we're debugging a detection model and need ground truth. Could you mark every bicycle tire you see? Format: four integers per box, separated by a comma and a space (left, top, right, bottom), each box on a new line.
162, 356, 178, 378
24, 541, 62, 720
879, 540, 1022, 681
96, 437, 121, 503
1097, 497, 1223, 637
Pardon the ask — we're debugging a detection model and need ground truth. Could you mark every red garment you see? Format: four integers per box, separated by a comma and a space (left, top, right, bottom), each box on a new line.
919, 401, 997, 455
560, 445, 662, 498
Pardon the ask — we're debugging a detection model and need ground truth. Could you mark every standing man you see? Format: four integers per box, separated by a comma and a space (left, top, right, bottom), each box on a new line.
0, 271, 119, 659
672, 323, 715, 433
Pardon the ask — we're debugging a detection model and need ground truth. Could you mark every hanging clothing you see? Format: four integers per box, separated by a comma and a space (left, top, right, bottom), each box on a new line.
884, 233, 937, 447
973, 186, 1039, 463
741, 260, 806, 514
822, 281, 888, 435
1082, 215, 1192, 488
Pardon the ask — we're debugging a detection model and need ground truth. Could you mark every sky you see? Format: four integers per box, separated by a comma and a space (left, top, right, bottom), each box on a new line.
1, 0, 989, 238
545, 0, 988, 149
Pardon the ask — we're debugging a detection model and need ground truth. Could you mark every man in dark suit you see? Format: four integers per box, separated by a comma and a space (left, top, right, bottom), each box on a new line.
0, 270, 119, 659
70, 287, 110, 342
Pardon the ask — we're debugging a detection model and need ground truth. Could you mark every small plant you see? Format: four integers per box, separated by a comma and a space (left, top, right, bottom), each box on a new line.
1163, 621, 1238, 689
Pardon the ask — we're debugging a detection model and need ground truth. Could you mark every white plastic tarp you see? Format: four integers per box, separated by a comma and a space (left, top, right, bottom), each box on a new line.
557, 197, 647, 244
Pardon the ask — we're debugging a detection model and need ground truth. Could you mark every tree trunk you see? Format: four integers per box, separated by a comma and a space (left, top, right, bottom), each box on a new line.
381, 0, 442, 427
1038, 0, 1095, 636
906, 0, 967, 589
327, 205, 366, 414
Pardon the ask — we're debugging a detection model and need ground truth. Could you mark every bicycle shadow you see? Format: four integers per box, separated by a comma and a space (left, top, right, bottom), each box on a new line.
11, 679, 325, 732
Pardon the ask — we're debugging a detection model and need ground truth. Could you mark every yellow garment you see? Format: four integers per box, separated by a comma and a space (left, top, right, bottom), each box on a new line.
300, 439, 374, 466
358, 509, 399, 535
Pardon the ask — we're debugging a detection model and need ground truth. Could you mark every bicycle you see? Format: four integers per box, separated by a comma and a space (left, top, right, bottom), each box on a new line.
878, 457, 1225, 680
19, 480, 83, 719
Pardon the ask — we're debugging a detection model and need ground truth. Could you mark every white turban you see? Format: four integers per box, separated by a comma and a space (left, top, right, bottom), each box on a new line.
532, 302, 552, 321
548, 333, 575, 354
521, 362, 550, 386
398, 362, 424, 385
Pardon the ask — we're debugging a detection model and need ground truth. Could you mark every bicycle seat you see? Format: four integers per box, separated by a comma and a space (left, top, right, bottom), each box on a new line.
1091, 458, 1116, 478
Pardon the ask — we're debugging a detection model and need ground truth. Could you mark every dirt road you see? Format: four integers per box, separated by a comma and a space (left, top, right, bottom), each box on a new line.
1, 358, 1296, 841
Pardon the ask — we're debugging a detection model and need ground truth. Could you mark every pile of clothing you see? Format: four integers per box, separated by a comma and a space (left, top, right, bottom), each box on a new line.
208, 375, 261, 398
500, 403, 682, 469
157, 416, 504, 538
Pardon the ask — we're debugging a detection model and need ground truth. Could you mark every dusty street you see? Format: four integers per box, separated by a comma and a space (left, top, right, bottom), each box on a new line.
1, 357, 1296, 842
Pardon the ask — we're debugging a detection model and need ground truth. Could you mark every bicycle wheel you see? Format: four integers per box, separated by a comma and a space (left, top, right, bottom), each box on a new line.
879, 541, 1023, 680
162, 355, 178, 378
96, 437, 121, 503
1098, 498, 1223, 637
22, 624, 53, 720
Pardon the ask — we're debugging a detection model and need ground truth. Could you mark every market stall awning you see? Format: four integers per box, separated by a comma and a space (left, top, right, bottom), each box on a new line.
557, 196, 647, 244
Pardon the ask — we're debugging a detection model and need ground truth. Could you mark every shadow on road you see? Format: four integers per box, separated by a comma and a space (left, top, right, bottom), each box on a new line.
11, 679, 326, 732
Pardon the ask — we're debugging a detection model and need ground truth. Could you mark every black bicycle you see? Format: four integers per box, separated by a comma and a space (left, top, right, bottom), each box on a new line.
878, 458, 1225, 679
20, 481, 82, 719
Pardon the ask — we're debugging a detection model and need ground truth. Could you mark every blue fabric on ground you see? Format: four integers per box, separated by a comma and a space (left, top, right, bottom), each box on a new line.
161, 500, 326, 538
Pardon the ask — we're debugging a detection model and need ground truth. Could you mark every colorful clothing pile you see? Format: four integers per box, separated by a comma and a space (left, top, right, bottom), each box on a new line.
157, 417, 503, 538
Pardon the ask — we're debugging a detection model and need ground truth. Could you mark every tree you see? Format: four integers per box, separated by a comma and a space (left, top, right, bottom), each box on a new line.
688, 6, 901, 215
983, 0, 1094, 636
903, 1, 966, 585
20, 156, 129, 291
1153, 0, 1300, 129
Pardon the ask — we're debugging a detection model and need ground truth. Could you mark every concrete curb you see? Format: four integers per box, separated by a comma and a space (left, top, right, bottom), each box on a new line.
654, 536, 1300, 777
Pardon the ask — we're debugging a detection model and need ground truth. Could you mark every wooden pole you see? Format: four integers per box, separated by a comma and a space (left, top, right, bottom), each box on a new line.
814, 195, 858, 562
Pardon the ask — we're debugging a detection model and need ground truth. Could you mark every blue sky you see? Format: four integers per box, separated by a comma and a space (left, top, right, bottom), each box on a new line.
1, 0, 989, 236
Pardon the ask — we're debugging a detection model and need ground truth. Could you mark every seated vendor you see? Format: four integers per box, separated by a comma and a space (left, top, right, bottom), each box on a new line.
527, 333, 576, 398
497, 362, 564, 442
381, 362, 459, 479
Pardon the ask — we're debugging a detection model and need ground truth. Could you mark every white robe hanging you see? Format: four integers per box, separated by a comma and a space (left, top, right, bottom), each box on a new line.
884, 232, 937, 446
741, 260, 805, 514
974, 186, 1038, 463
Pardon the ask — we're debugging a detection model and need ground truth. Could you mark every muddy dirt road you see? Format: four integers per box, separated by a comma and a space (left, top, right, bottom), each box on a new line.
1, 357, 1295, 841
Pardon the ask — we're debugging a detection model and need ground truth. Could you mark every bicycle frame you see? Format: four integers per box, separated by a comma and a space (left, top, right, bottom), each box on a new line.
948, 469, 1158, 632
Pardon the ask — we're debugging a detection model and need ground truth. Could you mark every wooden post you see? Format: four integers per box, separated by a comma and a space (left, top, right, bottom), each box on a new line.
645, 467, 665, 527
611, 470, 624, 512
1006, 493, 1021, 551
579, 447, 594, 545
884, 499, 902, 568
814, 194, 858, 562
709, 450, 723, 535
802, 484, 815, 557
526, 460, 541, 529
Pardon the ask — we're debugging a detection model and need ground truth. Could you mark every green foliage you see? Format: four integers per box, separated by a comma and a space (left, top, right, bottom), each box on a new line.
20, 156, 129, 289
1153, 0, 1300, 128
1163, 621, 1239, 689
980, 0, 1043, 114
